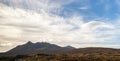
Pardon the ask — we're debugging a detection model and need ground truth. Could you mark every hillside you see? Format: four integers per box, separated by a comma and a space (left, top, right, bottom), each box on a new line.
67, 47, 120, 54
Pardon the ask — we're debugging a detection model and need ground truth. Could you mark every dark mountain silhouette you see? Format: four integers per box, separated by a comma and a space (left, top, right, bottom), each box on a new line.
0, 41, 75, 56
0, 41, 120, 57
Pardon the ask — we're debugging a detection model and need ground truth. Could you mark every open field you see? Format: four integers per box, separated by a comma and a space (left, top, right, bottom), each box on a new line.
1, 53, 120, 61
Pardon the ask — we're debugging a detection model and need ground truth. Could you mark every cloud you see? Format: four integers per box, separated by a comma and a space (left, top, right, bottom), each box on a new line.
0, 42, 12, 47
79, 6, 89, 10
0, 5, 116, 45
0, 0, 73, 12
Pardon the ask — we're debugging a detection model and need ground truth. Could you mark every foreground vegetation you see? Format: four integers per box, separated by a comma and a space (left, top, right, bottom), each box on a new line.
0, 52, 120, 61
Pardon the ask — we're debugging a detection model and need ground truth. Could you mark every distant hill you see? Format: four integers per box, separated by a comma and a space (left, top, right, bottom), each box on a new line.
0, 41, 75, 56
67, 47, 120, 54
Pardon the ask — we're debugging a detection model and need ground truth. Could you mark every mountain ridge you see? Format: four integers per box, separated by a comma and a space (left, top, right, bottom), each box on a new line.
0, 41, 75, 56
0, 41, 120, 57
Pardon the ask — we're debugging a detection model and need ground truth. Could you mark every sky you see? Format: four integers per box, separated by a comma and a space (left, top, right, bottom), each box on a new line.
0, 0, 120, 52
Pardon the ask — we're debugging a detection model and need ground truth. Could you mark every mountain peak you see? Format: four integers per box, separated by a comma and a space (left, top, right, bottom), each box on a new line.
25, 41, 33, 45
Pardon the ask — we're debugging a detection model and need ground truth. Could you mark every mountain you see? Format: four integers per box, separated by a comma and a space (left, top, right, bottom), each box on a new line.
0, 41, 75, 56
0, 41, 120, 57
